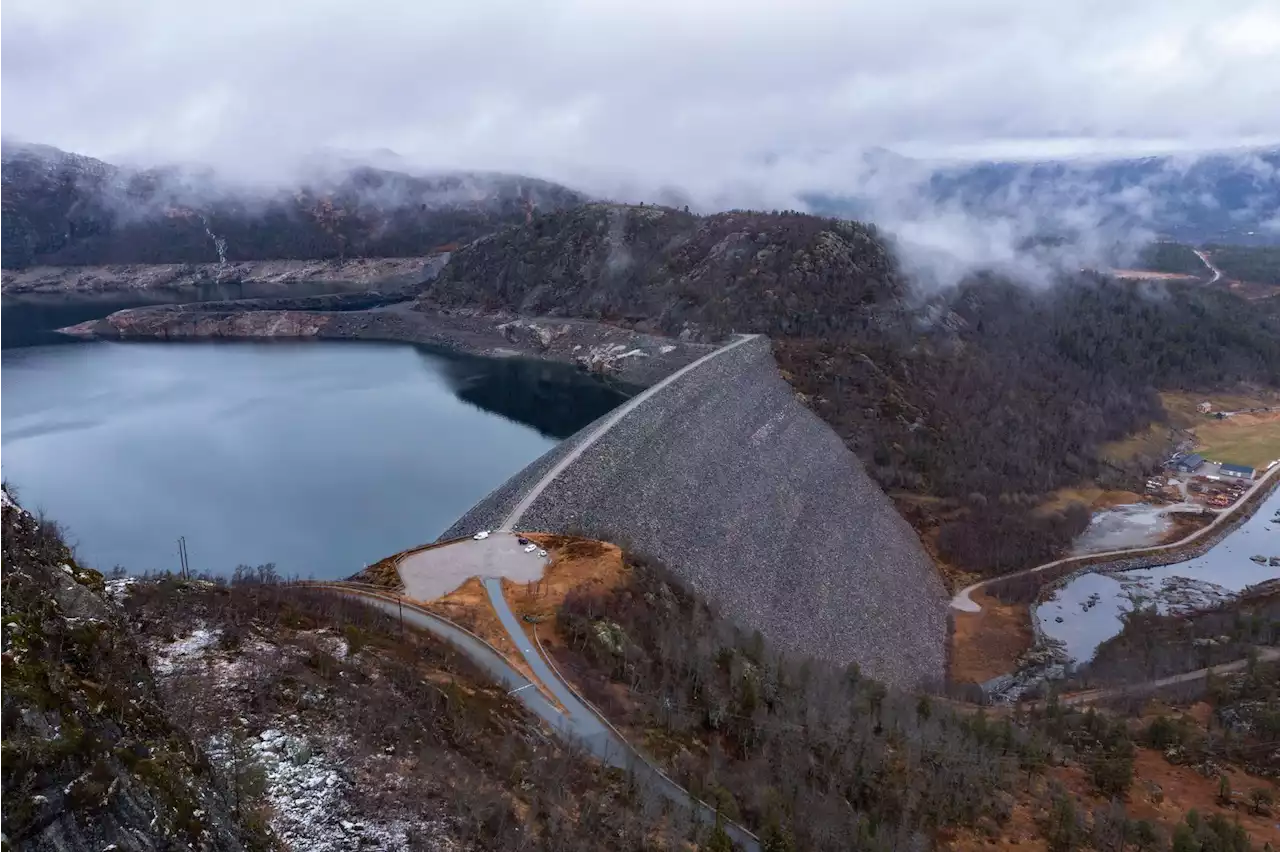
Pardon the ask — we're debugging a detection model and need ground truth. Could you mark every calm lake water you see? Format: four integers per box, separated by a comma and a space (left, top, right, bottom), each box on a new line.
2, 340, 628, 579
1037, 485, 1280, 664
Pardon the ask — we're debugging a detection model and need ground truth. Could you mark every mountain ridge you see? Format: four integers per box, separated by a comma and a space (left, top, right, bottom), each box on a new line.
1, 142, 586, 269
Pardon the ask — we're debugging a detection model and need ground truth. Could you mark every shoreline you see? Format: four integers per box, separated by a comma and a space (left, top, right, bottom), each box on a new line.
950, 465, 1280, 689
53, 297, 716, 387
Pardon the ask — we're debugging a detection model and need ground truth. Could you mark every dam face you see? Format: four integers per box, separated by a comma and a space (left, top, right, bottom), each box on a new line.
445, 336, 948, 688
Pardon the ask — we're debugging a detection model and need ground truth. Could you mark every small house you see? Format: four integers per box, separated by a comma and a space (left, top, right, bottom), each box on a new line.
1197, 401, 1212, 414
1172, 453, 1205, 473
1220, 463, 1255, 481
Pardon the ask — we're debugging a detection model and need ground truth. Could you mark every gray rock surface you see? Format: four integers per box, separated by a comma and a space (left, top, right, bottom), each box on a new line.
445, 336, 948, 688
1, 488, 257, 851
60, 300, 713, 387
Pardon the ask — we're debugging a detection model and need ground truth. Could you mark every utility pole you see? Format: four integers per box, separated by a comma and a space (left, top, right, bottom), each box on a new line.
177, 536, 189, 579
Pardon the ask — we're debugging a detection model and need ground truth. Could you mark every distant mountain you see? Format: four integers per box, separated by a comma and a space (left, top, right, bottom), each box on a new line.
1, 142, 586, 269
807, 147, 1280, 247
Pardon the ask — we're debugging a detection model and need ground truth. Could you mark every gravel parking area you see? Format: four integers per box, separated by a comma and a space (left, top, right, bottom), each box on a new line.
397, 533, 548, 601
443, 336, 948, 688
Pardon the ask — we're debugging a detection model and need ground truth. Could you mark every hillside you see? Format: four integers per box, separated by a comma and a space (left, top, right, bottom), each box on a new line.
925, 148, 1280, 246
1, 489, 269, 851
1, 142, 585, 269
805, 147, 1280, 249
419, 203, 1280, 575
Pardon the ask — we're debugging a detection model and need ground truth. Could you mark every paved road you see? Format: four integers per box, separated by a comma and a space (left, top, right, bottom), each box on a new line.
499, 333, 760, 531
306, 584, 565, 732
1060, 646, 1280, 706
479, 577, 761, 851
952, 463, 1280, 613
317, 581, 761, 850
1194, 249, 1223, 284
480, 577, 617, 760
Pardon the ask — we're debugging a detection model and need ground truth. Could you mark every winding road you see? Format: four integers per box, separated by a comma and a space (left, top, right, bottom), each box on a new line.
952, 462, 1280, 613
1193, 249, 1223, 284
311, 580, 761, 850
499, 333, 760, 531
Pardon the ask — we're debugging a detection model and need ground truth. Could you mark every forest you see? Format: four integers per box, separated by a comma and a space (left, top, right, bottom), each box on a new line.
554, 552, 1274, 851
5, 488, 1275, 851
1203, 245, 1280, 286
419, 204, 1280, 575
1135, 242, 1207, 275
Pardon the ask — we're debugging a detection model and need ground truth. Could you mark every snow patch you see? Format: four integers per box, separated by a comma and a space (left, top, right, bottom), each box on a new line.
105, 577, 139, 602
151, 627, 222, 674
208, 725, 453, 851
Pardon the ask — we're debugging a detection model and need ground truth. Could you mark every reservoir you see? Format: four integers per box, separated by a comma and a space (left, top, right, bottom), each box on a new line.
1, 340, 628, 579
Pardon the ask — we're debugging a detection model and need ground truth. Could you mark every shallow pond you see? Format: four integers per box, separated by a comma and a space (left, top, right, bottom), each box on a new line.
1070, 502, 1179, 555
1037, 485, 1280, 664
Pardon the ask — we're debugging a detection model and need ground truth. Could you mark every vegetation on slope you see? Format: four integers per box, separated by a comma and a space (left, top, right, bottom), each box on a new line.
550, 551, 1278, 851
1, 489, 269, 851
118, 569, 703, 850
1203, 245, 1280, 287
1, 142, 584, 269
1136, 242, 1207, 276
419, 203, 1280, 575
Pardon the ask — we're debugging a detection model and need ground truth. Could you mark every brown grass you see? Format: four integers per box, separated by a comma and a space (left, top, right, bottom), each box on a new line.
1111, 269, 1200, 282
503, 533, 629, 652
1037, 486, 1143, 516
1192, 410, 1280, 469
1100, 423, 1177, 464
1158, 511, 1213, 545
348, 554, 406, 591
1160, 391, 1280, 430
423, 577, 561, 708
418, 533, 629, 708
1048, 748, 1280, 847
949, 591, 1034, 684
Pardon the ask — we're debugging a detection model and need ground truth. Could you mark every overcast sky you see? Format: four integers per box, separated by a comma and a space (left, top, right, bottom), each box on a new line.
4, 0, 1279, 198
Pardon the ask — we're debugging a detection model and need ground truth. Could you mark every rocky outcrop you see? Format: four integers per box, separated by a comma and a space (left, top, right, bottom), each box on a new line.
446, 336, 950, 689
59, 300, 714, 386
2, 257, 436, 303
1, 489, 265, 851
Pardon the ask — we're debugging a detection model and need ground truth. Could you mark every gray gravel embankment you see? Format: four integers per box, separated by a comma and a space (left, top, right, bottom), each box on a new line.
446, 336, 948, 688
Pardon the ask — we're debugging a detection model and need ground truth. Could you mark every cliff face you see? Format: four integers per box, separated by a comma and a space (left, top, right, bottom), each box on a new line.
2, 142, 584, 269
0, 489, 265, 851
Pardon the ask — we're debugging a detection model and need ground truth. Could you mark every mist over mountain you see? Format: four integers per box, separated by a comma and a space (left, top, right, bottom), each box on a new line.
797, 145, 1280, 287
1, 142, 585, 269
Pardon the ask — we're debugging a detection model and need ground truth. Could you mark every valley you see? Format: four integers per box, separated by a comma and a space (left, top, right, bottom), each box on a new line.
4, 140, 1279, 852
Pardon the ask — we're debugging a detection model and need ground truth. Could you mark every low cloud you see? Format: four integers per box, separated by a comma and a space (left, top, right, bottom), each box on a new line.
4, 0, 1278, 287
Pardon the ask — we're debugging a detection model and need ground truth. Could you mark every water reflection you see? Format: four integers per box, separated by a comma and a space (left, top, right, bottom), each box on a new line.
431, 350, 634, 440
1, 340, 625, 578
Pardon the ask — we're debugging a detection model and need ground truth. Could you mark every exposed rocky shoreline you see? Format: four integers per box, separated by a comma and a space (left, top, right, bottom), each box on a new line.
1, 257, 439, 303
58, 298, 714, 386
